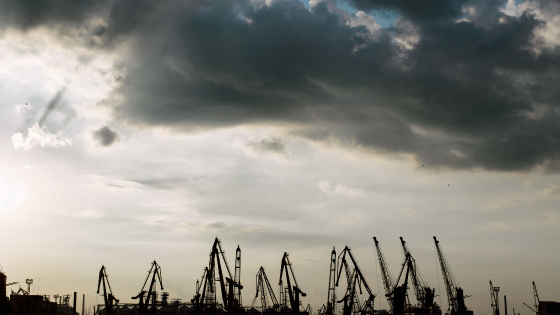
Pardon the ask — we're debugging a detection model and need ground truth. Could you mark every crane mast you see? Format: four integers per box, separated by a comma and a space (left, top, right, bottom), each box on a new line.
399, 237, 435, 310
433, 237, 472, 315
97, 265, 119, 315
235, 246, 242, 306
373, 237, 396, 312
327, 247, 337, 315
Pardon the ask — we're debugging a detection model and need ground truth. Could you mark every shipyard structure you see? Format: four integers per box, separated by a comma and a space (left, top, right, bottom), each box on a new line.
4, 237, 559, 315
1, 270, 78, 315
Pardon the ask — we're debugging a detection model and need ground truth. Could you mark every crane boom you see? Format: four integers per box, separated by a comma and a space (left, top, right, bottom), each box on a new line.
490, 281, 500, 315
335, 246, 376, 315
373, 237, 396, 311
279, 252, 306, 314
433, 237, 471, 315
399, 237, 435, 309
97, 266, 119, 315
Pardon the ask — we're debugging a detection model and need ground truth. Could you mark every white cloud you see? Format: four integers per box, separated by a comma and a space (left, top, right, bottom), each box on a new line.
347, 11, 381, 34
319, 181, 364, 196
80, 210, 107, 218
319, 180, 332, 193
11, 123, 72, 150
15, 103, 34, 113
334, 184, 365, 196
400, 207, 418, 217
85, 174, 143, 190
502, 0, 560, 49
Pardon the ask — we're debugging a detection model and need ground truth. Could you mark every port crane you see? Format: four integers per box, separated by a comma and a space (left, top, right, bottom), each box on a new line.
399, 237, 436, 310
335, 246, 376, 315
279, 252, 307, 315
392, 253, 413, 315
433, 237, 472, 315
203, 238, 244, 314
523, 281, 539, 315
132, 261, 163, 315
97, 265, 119, 315
250, 266, 280, 313
327, 247, 337, 315
191, 267, 208, 314
373, 237, 396, 312
490, 281, 500, 315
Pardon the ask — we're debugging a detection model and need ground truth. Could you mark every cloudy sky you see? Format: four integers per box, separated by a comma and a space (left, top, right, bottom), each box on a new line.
1, 0, 560, 313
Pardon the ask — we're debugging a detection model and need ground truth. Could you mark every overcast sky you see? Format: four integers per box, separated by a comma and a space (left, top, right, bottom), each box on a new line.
1, 0, 559, 314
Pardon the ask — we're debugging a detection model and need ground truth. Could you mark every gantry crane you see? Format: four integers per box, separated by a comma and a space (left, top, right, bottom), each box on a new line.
97, 265, 119, 315
279, 252, 307, 315
250, 267, 280, 313
490, 281, 500, 315
132, 261, 163, 315
335, 246, 376, 315
433, 237, 472, 315
399, 237, 436, 311
327, 247, 337, 315
373, 237, 396, 312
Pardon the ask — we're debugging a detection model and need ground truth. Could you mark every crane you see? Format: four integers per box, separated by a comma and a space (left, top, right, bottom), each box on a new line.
392, 253, 412, 315
97, 266, 119, 315
433, 237, 472, 315
373, 237, 396, 312
191, 268, 208, 314
335, 246, 376, 315
399, 237, 436, 310
205, 238, 243, 314
523, 281, 539, 315
250, 267, 280, 313
234, 246, 242, 306
490, 281, 500, 315
132, 261, 163, 315
279, 252, 306, 315
327, 247, 337, 315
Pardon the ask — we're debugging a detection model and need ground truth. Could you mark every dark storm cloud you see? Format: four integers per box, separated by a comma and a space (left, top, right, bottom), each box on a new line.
6, 0, 560, 171
0, 0, 109, 30
93, 126, 119, 147
38, 88, 65, 125
247, 137, 288, 154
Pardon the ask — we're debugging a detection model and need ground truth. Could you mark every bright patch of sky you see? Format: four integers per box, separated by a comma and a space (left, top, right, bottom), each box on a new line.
299, 0, 397, 27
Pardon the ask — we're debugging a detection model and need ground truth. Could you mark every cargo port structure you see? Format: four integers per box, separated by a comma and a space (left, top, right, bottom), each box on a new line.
7, 236, 560, 315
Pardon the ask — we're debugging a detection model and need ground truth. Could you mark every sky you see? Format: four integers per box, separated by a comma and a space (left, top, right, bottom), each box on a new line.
0, 0, 560, 314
